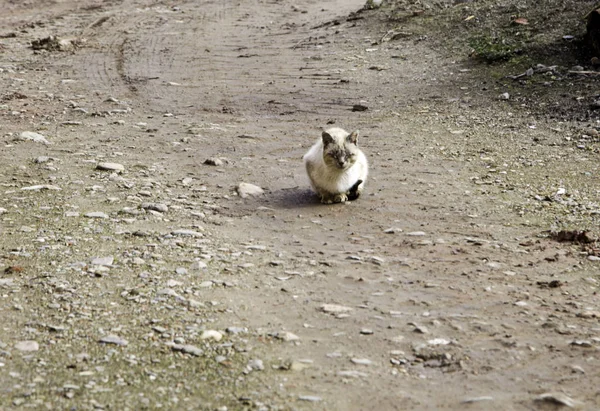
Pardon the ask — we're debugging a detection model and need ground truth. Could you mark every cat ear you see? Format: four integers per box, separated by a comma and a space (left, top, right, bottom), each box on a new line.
322, 131, 335, 146
347, 130, 359, 145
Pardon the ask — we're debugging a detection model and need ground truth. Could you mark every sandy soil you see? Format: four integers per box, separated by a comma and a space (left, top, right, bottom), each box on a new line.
1, 0, 600, 410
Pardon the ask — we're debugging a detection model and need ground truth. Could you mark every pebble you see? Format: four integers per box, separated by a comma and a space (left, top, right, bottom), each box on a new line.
15, 340, 39, 352
236, 182, 264, 198
428, 338, 451, 345
98, 335, 128, 346
200, 330, 223, 341
34, 156, 52, 163
406, 231, 426, 236
17, 131, 51, 144
247, 359, 264, 371
351, 358, 372, 365
175, 267, 187, 275
462, 396, 494, 403
172, 229, 203, 237
360, 329, 374, 335
337, 370, 368, 378
320, 304, 353, 314
204, 158, 224, 166
384, 227, 403, 234
275, 331, 300, 342
226, 327, 247, 334
498, 92, 510, 100
85, 212, 109, 219
0, 208, 7, 215
97, 162, 125, 173
168, 343, 203, 357
298, 396, 322, 402
21, 184, 61, 191
142, 203, 169, 213
535, 393, 582, 408
91, 256, 114, 266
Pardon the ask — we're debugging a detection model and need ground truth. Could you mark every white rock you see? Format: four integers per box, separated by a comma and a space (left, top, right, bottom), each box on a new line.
299, 395, 322, 402
172, 229, 203, 237
236, 182, 264, 198
91, 256, 114, 266
351, 358, 372, 365
17, 131, 51, 144
406, 231, 426, 236
97, 162, 125, 172
247, 358, 264, 371
190, 261, 207, 270
167, 343, 203, 356
84, 212, 109, 219
15, 340, 39, 352
337, 370, 368, 378
200, 330, 223, 341
276, 331, 300, 342
0, 208, 7, 214
98, 335, 128, 346
320, 304, 353, 314
21, 185, 61, 191
428, 338, 451, 345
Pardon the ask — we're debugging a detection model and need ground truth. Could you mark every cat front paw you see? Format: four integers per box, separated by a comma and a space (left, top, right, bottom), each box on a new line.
333, 193, 348, 203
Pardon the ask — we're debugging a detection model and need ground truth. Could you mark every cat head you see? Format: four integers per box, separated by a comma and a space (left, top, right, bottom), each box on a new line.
321, 128, 360, 170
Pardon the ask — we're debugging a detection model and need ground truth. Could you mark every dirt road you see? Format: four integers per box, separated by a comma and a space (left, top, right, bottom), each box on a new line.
1, 0, 600, 410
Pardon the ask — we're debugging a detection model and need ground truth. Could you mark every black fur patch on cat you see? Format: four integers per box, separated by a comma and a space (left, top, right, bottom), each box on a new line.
347, 179, 363, 201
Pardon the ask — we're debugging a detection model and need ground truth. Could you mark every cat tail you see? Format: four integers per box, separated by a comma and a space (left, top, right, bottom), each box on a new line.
347, 179, 363, 201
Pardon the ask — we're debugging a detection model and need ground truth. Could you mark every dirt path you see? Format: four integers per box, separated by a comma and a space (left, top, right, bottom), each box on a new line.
1, 0, 600, 410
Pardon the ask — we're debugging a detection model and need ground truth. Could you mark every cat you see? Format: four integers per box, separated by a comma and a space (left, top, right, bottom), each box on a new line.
303, 127, 368, 204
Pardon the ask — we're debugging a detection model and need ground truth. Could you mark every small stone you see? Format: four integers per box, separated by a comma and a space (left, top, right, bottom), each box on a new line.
298, 395, 322, 402
337, 370, 368, 378
172, 229, 203, 237
247, 358, 264, 371
290, 361, 311, 371
514, 301, 528, 307
535, 393, 582, 408
577, 310, 600, 319
412, 324, 429, 334
204, 158, 223, 166
200, 330, 223, 341
97, 162, 125, 173
498, 92, 510, 100
462, 397, 494, 404
15, 340, 39, 352
275, 331, 300, 342
17, 131, 51, 144
98, 335, 128, 346
21, 184, 61, 191
84, 212, 109, 219
428, 338, 451, 345
91, 256, 114, 266
0, 208, 7, 215
406, 231, 426, 236
168, 343, 203, 357
236, 182, 264, 198
320, 304, 353, 314
351, 358, 372, 365
142, 203, 168, 213
384, 227, 402, 234
190, 261, 208, 271
175, 267, 187, 275
226, 327, 247, 334
360, 329, 374, 335
34, 156, 51, 163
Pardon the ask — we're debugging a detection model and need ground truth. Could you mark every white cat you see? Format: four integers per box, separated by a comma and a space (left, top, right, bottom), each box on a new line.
303, 127, 368, 204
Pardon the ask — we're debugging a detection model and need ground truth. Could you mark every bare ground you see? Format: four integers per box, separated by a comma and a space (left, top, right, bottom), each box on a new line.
2, 0, 600, 410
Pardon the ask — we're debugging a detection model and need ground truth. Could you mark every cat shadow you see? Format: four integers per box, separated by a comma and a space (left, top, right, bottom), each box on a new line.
266, 187, 322, 209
